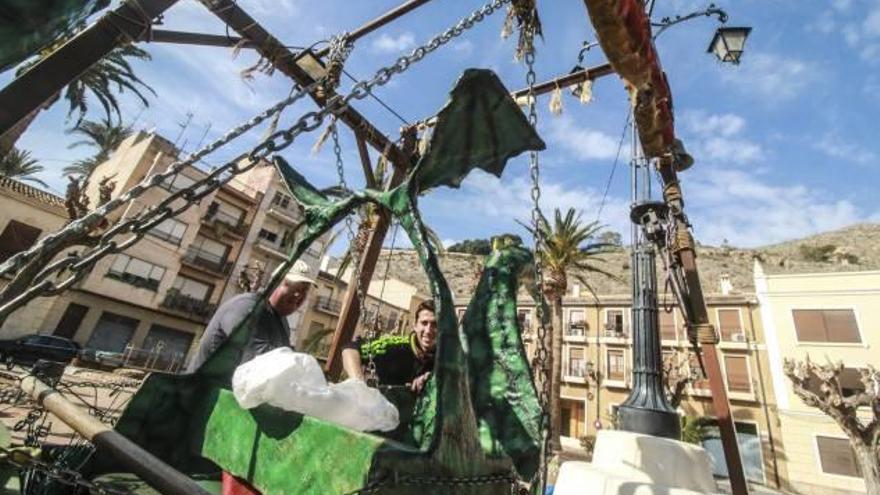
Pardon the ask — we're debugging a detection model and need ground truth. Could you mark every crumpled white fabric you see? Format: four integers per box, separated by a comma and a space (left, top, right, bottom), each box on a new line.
231, 347, 399, 432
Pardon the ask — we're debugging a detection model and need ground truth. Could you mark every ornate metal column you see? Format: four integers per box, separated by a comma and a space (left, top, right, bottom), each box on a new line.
617, 119, 680, 439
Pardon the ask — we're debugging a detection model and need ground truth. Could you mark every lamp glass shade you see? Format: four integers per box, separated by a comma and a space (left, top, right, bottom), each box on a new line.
707, 27, 752, 64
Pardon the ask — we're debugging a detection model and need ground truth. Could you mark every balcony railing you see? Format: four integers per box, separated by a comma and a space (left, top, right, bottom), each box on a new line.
106, 270, 160, 291
182, 247, 232, 275
314, 296, 342, 314
161, 290, 217, 321
203, 213, 249, 238
565, 323, 586, 337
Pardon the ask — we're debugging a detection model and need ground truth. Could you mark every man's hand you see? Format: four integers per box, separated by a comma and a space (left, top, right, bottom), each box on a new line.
409, 371, 432, 393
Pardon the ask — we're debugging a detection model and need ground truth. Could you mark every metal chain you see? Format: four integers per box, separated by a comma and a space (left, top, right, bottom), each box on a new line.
0, 445, 131, 495
332, 120, 376, 385
347, 471, 518, 494
0, 0, 510, 320
524, 29, 553, 494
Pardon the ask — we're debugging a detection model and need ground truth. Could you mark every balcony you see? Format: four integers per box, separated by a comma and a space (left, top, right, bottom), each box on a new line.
255, 237, 289, 260
106, 270, 160, 291
203, 209, 249, 238
161, 290, 217, 321
182, 247, 232, 276
313, 296, 342, 315
564, 323, 587, 340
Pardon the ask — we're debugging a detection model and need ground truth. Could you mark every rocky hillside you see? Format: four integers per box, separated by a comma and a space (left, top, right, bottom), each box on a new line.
372, 223, 880, 299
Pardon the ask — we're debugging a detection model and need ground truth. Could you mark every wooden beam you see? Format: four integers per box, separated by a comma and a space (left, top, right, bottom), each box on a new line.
355, 131, 378, 189
510, 62, 615, 99
199, 0, 407, 167
147, 29, 254, 48
0, 0, 180, 137
324, 127, 416, 380
314, 0, 435, 58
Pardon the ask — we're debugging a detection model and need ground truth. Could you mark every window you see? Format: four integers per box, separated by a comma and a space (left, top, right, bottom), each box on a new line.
0, 220, 41, 263
807, 367, 866, 398
724, 355, 751, 393
54, 303, 89, 339
607, 349, 625, 381
518, 309, 532, 332
87, 312, 139, 353
659, 309, 677, 340
148, 217, 187, 245
272, 191, 291, 209
162, 173, 196, 192
210, 201, 244, 227
107, 254, 166, 291
171, 276, 212, 301
718, 309, 744, 341
816, 436, 862, 478
568, 347, 586, 377
258, 228, 279, 243
605, 309, 625, 334
793, 309, 861, 343
568, 309, 585, 336
190, 236, 229, 261
143, 324, 194, 359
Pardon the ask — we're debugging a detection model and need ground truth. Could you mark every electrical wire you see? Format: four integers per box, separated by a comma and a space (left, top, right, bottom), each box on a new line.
595, 111, 631, 223
342, 68, 410, 125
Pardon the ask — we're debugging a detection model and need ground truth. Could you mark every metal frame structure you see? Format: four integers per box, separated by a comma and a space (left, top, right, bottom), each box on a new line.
0, 1, 750, 493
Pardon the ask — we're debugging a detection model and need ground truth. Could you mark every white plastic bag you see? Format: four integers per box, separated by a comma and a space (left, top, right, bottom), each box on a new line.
231, 347, 399, 432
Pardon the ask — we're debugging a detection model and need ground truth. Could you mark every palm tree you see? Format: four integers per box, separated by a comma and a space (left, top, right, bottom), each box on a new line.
1, 43, 154, 155
522, 207, 617, 452
63, 119, 132, 178
0, 148, 48, 188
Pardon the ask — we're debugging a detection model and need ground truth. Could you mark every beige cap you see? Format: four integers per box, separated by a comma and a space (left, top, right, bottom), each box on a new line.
284, 260, 317, 286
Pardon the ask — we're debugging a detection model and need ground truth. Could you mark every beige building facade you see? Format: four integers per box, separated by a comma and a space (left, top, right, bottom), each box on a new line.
755, 263, 879, 495
0, 131, 329, 369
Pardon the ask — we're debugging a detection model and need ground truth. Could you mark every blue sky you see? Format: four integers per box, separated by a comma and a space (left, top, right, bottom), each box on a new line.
4, 0, 880, 251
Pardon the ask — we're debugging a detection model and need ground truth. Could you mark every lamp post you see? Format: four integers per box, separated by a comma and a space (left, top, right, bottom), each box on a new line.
707, 27, 752, 65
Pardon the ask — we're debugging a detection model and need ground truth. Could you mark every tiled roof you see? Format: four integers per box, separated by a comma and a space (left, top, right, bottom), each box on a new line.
0, 176, 66, 211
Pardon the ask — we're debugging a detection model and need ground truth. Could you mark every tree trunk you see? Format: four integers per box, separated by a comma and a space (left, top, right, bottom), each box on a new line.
549, 297, 564, 452
853, 442, 880, 495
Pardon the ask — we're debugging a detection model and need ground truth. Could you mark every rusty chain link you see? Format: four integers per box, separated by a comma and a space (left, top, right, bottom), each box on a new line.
0, 0, 510, 322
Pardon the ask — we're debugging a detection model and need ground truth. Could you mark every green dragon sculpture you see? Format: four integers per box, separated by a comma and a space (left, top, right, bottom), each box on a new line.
83, 69, 548, 494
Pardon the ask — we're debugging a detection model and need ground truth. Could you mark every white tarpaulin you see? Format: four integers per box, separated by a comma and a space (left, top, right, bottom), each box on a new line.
232, 347, 399, 432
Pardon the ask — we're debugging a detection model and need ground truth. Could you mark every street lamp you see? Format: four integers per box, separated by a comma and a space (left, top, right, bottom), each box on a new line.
707, 26, 752, 65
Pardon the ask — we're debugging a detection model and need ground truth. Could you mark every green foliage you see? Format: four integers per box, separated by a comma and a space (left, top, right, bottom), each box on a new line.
680, 416, 714, 444
799, 244, 837, 263
64, 118, 132, 178
597, 230, 623, 248
579, 434, 596, 458
448, 238, 498, 255
0, 148, 46, 187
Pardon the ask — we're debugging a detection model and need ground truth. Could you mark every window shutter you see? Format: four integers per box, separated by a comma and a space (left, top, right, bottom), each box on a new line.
659, 310, 676, 340
793, 310, 826, 342
718, 309, 742, 340
724, 355, 751, 392
824, 310, 861, 343
816, 436, 862, 478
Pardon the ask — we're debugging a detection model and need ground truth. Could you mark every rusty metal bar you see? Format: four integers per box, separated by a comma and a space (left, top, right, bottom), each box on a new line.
314, 0, 435, 58
0, 0, 180, 138
199, 0, 407, 166
510, 62, 614, 99
21, 375, 210, 495
325, 127, 416, 379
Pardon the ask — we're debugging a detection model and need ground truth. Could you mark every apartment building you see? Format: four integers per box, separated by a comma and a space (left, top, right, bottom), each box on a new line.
755, 262, 879, 495
0, 131, 328, 369
455, 274, 785, 490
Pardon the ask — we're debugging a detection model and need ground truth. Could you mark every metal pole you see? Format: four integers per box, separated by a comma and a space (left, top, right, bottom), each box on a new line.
315, 0, 436, 58
617, 115, 680, 439
21, 376, 210, 495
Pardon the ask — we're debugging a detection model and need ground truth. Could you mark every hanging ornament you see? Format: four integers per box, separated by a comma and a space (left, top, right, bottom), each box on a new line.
311, 119, 335, 156
501, 7, 514, 39
417, 126, 433, 158
549, 85, 563, 116
579, 79, 594, 104
515, 94, 535, 108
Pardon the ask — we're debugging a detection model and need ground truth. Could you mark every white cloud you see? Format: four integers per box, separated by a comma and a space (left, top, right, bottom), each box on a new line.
813, 135, 878, 165
547, 116, 620, 161
686, 169, 874, 247
720, 53, 820, 101
371, 33, 416, 53
680, 110, 762, 165
450, 40, 474, 56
